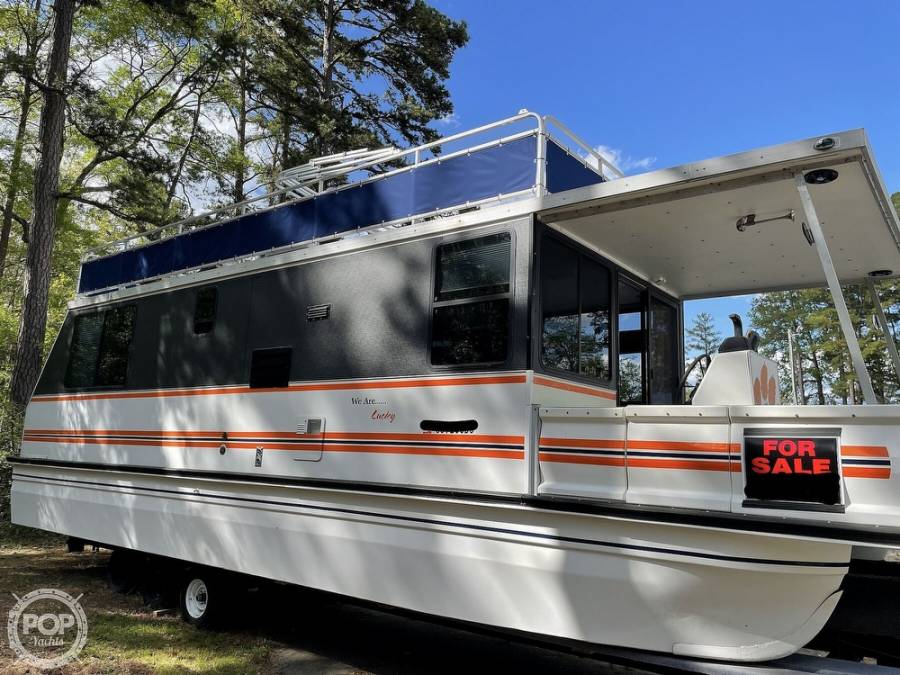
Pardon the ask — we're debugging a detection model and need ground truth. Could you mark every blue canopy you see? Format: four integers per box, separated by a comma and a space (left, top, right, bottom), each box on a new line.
79, 136, 602, 293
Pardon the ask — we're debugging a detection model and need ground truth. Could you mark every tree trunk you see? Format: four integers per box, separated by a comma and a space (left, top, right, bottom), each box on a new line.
0, 0, 43, 278
809, 349, 827, 405
9, 0, 75, 405
165, 95, 202, 212
0, 80, 34, 279
318, 0, 336, 156
232, 50, 247, 204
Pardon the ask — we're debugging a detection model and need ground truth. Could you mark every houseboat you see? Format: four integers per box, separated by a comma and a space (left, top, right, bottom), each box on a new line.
10, 112, 900, 661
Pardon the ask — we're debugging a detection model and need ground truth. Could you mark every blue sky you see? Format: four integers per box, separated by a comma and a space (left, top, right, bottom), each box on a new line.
431, 1, 900, 350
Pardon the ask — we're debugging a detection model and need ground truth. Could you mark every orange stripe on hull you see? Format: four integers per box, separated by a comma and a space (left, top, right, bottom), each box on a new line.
22, 435, 522, 460
24, 429, 524, 446
538, 453, 625, 467
323, 431, 523, 445
31, 374, 528, 403
540, 437, 625, 450
533, 376, 617, 400
324, 444, 522, 460
628, 458, 732, 472
843, 467, 891, 479
627, 440, 734, 453
841, 445, 889, 458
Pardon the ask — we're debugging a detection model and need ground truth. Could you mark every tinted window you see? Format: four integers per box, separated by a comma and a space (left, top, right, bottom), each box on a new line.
193, 287, 217, 334
617, 278, 646, 404
432, 299, 509, 365
579, 258, 610, 379
541, 238, 579, 373
435, 232, 510, 301
250, 347, 292, 388
65, 305, 136, 389
541, 235, 611, 381
431, 232, 512, 366
65, 313, 105, 388
96, 305, 136, 386
649, 297, 678, 404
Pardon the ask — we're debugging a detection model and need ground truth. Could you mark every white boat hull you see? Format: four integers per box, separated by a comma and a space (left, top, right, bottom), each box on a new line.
12, 464, 848, 662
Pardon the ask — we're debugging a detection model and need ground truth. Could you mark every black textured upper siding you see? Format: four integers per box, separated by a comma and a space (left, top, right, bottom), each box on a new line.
35, 218, 533, 396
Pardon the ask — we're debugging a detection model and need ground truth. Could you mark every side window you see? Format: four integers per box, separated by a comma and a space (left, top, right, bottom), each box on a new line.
250, 347, 292, 388
540, 235, 611, 381
431, 232, 512, 366
193, 287, 217, 334
65, 305, 136, 388
65, 313, 105, 388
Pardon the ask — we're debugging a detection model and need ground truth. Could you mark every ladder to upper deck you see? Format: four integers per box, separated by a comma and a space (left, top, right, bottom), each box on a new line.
77, 112, 623, 296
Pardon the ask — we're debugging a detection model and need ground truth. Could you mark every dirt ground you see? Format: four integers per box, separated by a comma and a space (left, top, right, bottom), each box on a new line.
0, 540, 651, 675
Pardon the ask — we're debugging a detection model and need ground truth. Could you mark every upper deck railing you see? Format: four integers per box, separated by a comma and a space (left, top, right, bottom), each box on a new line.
78, 111, 623, 295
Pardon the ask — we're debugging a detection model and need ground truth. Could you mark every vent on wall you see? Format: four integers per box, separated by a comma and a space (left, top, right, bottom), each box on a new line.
306, 304, 331, 321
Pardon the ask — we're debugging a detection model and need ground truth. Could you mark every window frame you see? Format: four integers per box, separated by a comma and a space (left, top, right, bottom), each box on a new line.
534, 226, 684, 397
64, 303, 137, 391
428, 228, 516, 370
192, 286, 218, 336
537, 231, 614, 386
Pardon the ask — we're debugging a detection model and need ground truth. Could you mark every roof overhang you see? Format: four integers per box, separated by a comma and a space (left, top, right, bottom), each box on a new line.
538, 129, 900, 299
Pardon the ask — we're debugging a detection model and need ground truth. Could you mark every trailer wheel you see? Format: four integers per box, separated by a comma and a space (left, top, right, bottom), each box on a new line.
179, 574, 220, 628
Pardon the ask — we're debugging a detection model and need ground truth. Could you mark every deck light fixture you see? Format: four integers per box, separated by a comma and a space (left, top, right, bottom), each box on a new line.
736, 209, 795, 232
803, 168, 839, 185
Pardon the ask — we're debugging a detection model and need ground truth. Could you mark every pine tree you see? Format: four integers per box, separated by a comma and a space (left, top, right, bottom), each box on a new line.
685, 312, 721, 381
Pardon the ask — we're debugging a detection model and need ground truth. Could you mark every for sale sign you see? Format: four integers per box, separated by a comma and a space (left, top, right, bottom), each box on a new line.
744, 430, 841, 505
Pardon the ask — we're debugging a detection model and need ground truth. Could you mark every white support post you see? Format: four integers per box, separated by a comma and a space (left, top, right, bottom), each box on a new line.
795, 173, 878, 404
535, 117, 548, 196
867, 275, 900, 387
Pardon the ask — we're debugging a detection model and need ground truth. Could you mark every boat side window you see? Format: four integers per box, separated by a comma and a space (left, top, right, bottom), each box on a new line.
431, 232, 512, 366
540, 235, 611, 381
249, 347, 292, 388
193, 287, 217, 334
65, 304, 137, 389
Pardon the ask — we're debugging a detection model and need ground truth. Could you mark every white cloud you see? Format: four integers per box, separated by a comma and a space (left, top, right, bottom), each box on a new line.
592, 144, 657, 175
434, 113, 461, 128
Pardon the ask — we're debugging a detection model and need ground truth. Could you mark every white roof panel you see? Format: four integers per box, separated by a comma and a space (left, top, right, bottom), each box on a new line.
539, 130, 900, 299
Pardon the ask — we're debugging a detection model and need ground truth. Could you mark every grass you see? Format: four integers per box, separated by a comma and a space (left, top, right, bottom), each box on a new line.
83, 614, 271, 675
0, 541, 276, 674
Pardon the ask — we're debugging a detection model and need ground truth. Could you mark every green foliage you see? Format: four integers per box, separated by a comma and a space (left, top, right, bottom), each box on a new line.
749, 279, 900, 404
0, 0, 467, 537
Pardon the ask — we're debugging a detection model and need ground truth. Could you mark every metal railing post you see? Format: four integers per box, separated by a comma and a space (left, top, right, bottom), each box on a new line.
866, 275, 900, 390
535, 115, 547, 196
795, 173, 877, 404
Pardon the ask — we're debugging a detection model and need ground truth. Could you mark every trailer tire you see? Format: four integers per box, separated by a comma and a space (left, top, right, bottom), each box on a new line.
179, 573, 221, 628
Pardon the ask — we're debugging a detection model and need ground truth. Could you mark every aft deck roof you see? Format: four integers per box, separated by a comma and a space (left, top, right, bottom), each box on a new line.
538, 129, 900, 299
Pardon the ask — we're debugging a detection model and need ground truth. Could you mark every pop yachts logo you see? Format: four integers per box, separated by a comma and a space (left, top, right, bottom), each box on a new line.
7, 588, 88, 670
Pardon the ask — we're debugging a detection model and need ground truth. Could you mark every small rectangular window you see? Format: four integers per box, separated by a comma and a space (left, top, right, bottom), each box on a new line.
435, 232, 511, 301
249, 347, 292, 388
193, 287, 217, 334
65, 304, 136, 389
431, 232, 512, 367
432, 299, 509, 365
